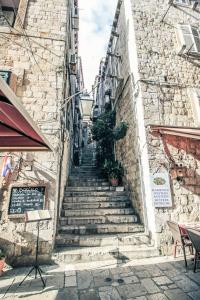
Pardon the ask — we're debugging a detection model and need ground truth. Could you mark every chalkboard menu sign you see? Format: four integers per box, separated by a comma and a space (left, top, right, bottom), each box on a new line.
8, 186, 46, 215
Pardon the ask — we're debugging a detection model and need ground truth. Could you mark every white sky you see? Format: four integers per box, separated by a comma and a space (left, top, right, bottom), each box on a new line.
79, 0, 118, 91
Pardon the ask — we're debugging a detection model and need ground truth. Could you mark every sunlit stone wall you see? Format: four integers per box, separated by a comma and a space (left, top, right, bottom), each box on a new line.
0, 0, 72, 265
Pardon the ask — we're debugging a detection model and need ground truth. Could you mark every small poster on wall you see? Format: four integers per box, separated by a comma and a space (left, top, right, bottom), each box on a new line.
150, 172, 172, 208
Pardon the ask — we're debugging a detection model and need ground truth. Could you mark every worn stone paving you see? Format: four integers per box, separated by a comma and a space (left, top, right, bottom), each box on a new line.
0, 257, 200, 300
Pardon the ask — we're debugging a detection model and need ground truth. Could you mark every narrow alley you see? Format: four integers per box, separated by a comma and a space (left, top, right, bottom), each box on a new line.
1, 0, 200, 299
55, 143, 157, 264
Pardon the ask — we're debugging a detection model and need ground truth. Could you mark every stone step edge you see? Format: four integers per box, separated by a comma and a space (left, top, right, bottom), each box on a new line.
61, 208, 134, 213
62, 201, 130, 205
65, 187, 117, 190
56, 232, 150, 240
65, 191, 127, 194
58, 223, 143, 230
64, 194, 126, 197
54, 245, 158, 256
63, 199, 129, 204
59, 214, 137, 220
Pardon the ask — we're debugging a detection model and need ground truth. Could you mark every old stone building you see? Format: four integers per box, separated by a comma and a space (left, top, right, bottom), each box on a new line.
0, 0, 82, 265
96, 0, 200, 254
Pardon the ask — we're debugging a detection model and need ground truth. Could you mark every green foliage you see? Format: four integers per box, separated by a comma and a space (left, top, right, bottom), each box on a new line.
91, 107, 128, 179
91, 110, 116, 141
102, 159, 124, 180
96, 144, 113, 168
113, 122, 128, 141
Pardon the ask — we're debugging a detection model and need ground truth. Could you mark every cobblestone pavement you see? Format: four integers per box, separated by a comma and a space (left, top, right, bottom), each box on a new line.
0, 256, 200, 300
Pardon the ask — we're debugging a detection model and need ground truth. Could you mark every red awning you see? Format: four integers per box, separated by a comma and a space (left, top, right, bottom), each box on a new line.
149, 125, 200, 140
0, 76, 52, 151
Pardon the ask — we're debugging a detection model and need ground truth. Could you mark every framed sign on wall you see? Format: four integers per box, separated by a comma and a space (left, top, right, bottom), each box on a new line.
150, 172, 173, 208
8, 185, 48, 218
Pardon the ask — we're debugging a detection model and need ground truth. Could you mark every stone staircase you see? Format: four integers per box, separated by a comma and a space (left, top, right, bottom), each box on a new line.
55, 144, 158, 264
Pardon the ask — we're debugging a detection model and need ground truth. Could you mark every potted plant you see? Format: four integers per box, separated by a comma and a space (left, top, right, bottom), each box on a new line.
102, 160, 124, 187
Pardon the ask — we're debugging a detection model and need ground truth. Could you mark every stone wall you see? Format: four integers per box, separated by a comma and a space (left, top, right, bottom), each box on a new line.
131, 0, 200, 254
112, 2, 145, 224
0, 0, 73, 265
103, 0, 200, 253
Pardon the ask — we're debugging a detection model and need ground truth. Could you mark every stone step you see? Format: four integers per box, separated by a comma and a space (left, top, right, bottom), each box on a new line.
61, 208, 134, 217
81, 161, 96, 164
70, 173, 101, 178
80, 165, 96, 168
54, 244, 159, 264
76, 165, 97, 168
62, 201, 131, 209
56, 233, 150, 248
60, 214, 138, 226
71, 169, 100, 173
68, 178, 105, 183
58, 223, 143, 235
71, 166, 98, 169
69, 177, 107, 183
64, 191, 128, 197
72, 168, 98, 173
65, 186, 116, 192
80, 163, 96, 166
63, 195, 128, 203
70, 172, 102, 177
81, 161, 96, 163
68, 181, 110, 187
69, 176, 104, 181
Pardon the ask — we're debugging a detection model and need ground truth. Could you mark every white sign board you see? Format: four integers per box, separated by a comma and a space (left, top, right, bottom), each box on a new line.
151, 172, 172, 208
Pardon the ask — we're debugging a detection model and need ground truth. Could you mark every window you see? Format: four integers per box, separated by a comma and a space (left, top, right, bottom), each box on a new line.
71, 5, 79, 30
188, 88, 200, 125
176, 24, 200, 55
0, 70, 11, 84
0, 0, 20, 27
174, 0, 190, 5
0, 6, 15, 26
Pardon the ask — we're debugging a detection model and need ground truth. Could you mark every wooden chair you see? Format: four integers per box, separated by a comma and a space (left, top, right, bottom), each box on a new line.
167, 221, 192, 268
187, 228, 200, 272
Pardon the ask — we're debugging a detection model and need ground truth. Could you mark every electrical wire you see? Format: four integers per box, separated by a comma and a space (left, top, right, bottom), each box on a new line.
0, 33, 58, 69
10, 27, 62, 58
11, 0, 44, 75
60, 82, 100, 110
8, 0, 61, 57
0, 3, 62, 71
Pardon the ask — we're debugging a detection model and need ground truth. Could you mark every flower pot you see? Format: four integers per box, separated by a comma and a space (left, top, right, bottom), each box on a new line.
110, 178, 119, 187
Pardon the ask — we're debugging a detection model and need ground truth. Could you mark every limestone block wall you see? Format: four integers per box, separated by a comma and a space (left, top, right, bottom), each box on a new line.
112, 2, 145, 223
0, 0, 72, 265
131, 0, 200, 253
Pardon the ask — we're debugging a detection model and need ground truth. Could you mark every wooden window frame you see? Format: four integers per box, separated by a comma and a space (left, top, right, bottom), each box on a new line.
0, 0, 29, 30
176, 24, 200, 55
0, 6, 16, 27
